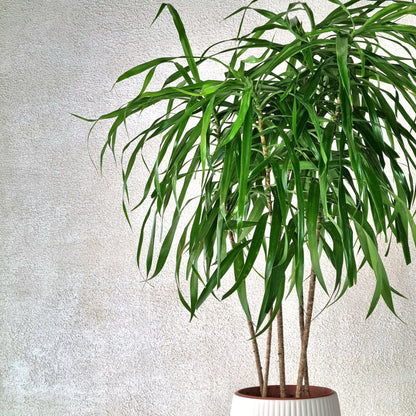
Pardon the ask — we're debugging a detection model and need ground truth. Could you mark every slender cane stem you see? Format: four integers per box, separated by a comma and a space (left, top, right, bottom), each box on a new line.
296, 213, 322, 398
298, 294, 310, 396
277, 306, 286, 398
262, 310, 273, 397
296, 271, 316, 398
227, 229, 264, 393
247, 315, 265, 394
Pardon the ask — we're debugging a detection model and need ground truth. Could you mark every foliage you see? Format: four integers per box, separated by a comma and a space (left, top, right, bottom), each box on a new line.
83, 0, 416, 335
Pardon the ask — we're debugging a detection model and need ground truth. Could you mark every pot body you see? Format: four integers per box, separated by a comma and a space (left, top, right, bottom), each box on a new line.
230, 385, 341, 416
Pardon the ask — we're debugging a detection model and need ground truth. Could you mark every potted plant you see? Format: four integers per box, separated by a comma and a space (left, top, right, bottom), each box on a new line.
79, 0, 416, 414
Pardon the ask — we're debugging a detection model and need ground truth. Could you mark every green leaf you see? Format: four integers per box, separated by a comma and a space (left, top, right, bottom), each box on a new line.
355, 4, 416, 36
219, 143, 234, 217
137, 204, 154, 272
307, 179, 326, 293
354, 221, 396, 317
257, 237, 295, 330
222, 213, 268, 299
152, 209, 181, 277
116, 57, 174, 83
154, 4, 200, 82
277, 127, 304, 300
215, 215, 225, 288
321, 221, 344, 293
146, 212, 157, 276
265, 196, 283, 280
237, 101, 253, 235
195, 240, 250, 309
238, 197, 268, 241
200, 96, 215, 177
221, 82, 253, 147
83, 0, 416, 326
319, 121, 335, 216
338, 178, 357, 287
336, 31, 351, 102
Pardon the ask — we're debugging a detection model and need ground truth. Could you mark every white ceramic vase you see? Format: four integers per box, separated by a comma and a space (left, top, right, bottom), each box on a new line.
230, 385, 341, 416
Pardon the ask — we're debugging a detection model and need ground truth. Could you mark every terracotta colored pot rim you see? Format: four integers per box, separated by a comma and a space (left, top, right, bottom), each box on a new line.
234, 385, 335, 400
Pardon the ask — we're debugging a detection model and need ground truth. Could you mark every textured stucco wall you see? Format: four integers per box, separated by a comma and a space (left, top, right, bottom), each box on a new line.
1, 1, 416, 415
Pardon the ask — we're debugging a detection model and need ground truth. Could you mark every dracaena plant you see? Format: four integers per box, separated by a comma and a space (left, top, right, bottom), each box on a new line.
80, 0, 416, 399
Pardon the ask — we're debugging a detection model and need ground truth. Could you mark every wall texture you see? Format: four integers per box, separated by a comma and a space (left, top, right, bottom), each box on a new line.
1, 1, 415, 415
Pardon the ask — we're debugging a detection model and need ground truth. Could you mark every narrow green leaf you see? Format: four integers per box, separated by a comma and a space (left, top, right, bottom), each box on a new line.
307, 179, 326, 293
154, 4, 201, 82
221, 83, 253, 147
237, 101, 253, 235
219, 143, 234, 217
265, 197, 283, 280
116, 57, 174, 83
137, 203, 155, 272
319, 121, 335, 217
200, 96, 215, 177
222, 213, 268, 299
336, 31, 351, 102
322, 221, 344, 293
216, 215, 225, 288
152, 209, 181, 277
338, 178, 357, 286
355, 4, 416, 36
146, 212, 157, 276
190, 264, 201, 313
238, 197, 268, 241
195, 241, 249, 309
354, 221, 396, 317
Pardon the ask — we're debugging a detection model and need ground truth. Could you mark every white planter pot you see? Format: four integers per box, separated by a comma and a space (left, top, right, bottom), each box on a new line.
230, 385, 341, 416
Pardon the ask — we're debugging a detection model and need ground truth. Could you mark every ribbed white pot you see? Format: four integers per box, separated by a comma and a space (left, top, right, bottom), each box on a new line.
230, 385, 341, 416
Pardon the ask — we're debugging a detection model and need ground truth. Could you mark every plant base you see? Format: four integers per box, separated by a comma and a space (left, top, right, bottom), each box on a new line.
230, 385, 341, 416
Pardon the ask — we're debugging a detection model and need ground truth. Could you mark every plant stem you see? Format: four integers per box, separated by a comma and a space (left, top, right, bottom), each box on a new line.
262, 310, 273, 397
247, 316, 265, 394
298, 293, 310, 396
277, 306, 286, 398
296, 212, 322, 398
296, 271, 316, 398
227, 229, 264, 394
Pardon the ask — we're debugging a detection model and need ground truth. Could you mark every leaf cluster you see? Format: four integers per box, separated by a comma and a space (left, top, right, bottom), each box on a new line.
84, 0, 416, 331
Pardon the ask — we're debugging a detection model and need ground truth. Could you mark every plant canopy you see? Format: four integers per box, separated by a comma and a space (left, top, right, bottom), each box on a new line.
80, 0, 416, 398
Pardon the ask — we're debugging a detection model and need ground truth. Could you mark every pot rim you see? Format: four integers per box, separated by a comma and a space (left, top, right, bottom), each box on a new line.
234, 385, 335, 401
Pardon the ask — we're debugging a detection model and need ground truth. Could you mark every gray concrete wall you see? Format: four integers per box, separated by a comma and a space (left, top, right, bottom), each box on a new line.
1, 1, 415, 415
